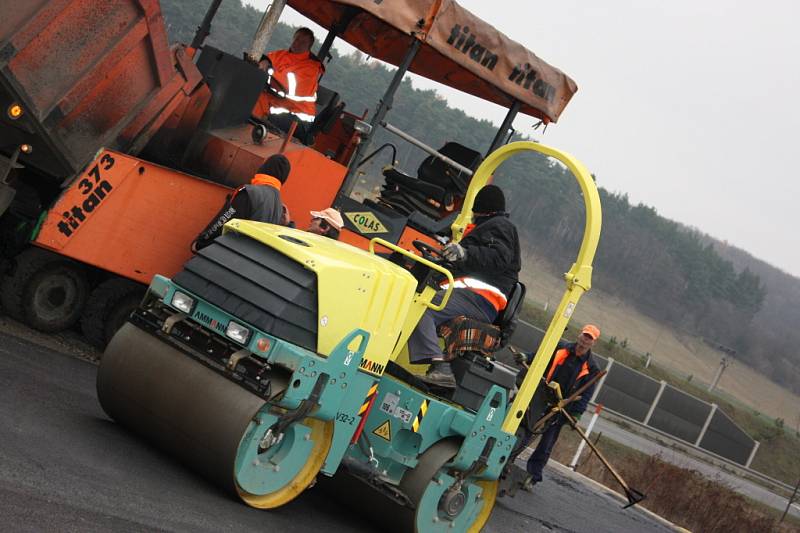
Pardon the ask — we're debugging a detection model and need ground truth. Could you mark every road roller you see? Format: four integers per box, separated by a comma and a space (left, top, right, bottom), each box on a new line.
97, 141, 602, 531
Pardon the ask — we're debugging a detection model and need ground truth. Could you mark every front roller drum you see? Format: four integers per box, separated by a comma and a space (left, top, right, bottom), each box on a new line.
97, 323, 332, 507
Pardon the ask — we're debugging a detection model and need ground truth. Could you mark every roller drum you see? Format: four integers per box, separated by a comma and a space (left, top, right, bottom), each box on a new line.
97, 322, 265, 494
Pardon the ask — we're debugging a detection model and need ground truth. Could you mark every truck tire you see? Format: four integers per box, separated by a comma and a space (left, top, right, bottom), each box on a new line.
0, 247, 89, 332
81, 278, 145, 348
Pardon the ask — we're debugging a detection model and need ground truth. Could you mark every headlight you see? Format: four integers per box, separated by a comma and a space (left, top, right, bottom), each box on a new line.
226, 321, 250, 344
171, 291, 195, 314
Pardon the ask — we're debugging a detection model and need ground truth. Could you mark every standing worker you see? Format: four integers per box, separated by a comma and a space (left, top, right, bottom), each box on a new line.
192, 154, 291, 251
515, 324, 602, 490
252, 27, 323, 139
408, 184, 521, 387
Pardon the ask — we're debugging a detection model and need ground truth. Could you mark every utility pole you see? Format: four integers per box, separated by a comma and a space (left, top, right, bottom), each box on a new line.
707, 356, 732, 392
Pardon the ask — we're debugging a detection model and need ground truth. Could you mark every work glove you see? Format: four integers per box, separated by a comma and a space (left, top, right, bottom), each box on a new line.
513, 350, 529, 366
442, 242, 467, 262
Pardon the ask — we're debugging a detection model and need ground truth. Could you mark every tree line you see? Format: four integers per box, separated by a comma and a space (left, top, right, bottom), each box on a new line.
160, 0, 799, 394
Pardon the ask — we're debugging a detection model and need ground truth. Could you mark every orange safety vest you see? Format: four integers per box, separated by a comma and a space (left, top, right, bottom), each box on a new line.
257, 49, 323, 123
441, 277, 508, 311
546, 348, 591, 383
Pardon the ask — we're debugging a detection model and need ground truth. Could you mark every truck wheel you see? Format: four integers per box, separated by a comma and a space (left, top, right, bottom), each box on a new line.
81, 278, 145, 348
0, 247, 89, 332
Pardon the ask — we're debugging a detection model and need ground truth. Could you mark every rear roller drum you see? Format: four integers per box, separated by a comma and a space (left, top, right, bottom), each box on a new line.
399, 439, 498, 533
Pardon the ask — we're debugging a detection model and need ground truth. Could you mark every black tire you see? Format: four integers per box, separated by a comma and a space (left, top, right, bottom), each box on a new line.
0, 247, 89, 332
81, 277, 145, 348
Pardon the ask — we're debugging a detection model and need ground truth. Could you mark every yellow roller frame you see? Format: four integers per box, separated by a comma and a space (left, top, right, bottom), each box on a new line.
450, 141, 602, 435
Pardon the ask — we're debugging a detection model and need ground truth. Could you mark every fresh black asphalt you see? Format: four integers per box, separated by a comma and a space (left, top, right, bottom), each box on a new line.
0, 330, 675, 532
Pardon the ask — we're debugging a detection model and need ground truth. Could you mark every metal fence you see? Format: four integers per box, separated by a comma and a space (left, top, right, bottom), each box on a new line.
499, 321, 759, 467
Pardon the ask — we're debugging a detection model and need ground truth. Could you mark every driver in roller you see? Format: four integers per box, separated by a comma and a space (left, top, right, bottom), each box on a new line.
408, 185, 522, 387
252, 27, 323, 140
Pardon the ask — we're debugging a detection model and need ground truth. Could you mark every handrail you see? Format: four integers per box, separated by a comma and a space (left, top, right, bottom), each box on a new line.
380, 122, 475, 177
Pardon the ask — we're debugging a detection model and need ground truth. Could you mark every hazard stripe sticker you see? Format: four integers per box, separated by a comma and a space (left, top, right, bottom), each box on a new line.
359, 383, 379, 416
412, 399, 429, 433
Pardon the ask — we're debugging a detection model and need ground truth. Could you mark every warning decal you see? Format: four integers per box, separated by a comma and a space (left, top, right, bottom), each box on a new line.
372, 419, 392, 441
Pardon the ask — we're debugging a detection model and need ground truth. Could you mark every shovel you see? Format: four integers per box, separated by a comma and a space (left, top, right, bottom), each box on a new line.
561, 409, 646, 508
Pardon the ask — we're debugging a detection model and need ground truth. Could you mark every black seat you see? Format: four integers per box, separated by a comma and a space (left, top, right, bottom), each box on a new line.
494, 282, 526, 349
379, 142, 482, 220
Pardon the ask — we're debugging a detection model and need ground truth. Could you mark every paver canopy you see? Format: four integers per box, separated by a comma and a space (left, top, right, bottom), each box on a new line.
288, 0, 578, 122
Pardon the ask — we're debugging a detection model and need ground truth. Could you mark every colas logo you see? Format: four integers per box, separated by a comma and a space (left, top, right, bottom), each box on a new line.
345, 211, 387, 234
57, 154, 116, 237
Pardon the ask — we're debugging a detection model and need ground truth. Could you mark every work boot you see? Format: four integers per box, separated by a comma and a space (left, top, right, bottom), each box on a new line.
521, 475, 537, 492
422, 362, 456, 388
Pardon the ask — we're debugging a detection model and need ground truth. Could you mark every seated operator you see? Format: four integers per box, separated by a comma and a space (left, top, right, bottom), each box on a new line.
192, 154, 291, 251
252, 27, 323, 140
407, 185, 522, 387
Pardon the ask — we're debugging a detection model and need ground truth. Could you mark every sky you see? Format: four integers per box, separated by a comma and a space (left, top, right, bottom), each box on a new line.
246, 0, 800, 278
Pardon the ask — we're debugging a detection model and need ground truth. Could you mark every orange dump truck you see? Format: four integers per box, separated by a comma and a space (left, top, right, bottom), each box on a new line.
0, 0, 576, 345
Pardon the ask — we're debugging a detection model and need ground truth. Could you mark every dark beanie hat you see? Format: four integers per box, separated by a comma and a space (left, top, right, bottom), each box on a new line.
473, 184, 506, 213
257, 154, 291, 184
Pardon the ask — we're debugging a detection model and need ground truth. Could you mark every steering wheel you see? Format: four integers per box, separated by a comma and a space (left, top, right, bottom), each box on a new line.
412, 240, 444, 262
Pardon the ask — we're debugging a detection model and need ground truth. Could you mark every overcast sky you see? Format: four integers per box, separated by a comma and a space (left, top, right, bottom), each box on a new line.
246, 0, 800, 278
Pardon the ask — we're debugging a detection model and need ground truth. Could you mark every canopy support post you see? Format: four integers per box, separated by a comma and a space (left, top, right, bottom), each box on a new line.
486, 100, 520, 156
190, 0, 223, 51
247, 0, 288, 62
340, 38, 422, 196
317, 7, 358, 65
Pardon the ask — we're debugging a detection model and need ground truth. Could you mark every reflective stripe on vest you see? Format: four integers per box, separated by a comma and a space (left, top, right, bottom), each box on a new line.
285, 72, 317, 102
268, 106, 315, 122
546, 348, 591, 383
441, 276, 508, 311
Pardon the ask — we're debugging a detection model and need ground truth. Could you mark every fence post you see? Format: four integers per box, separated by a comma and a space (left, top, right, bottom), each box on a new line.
569, 404, 604, 469
746, 440, 760, 469
695, 403, 718, 446
643, 380, 667, 426
591, 357, 614, 403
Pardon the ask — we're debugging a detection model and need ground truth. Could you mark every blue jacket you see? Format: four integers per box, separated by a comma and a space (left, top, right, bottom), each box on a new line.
526, 341, 600, 416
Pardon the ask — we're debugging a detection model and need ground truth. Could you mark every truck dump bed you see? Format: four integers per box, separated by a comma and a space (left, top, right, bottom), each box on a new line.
0, 0, 180, 182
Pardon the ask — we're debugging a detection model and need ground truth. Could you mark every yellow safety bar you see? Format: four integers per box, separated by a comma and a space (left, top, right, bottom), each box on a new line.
449, 141, 602, 435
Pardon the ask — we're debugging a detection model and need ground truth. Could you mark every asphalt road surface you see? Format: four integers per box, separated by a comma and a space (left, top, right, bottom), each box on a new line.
0, 330, 676, 532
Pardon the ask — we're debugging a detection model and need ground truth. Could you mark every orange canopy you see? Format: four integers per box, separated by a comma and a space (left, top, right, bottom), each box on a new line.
287, 0, 578, 122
